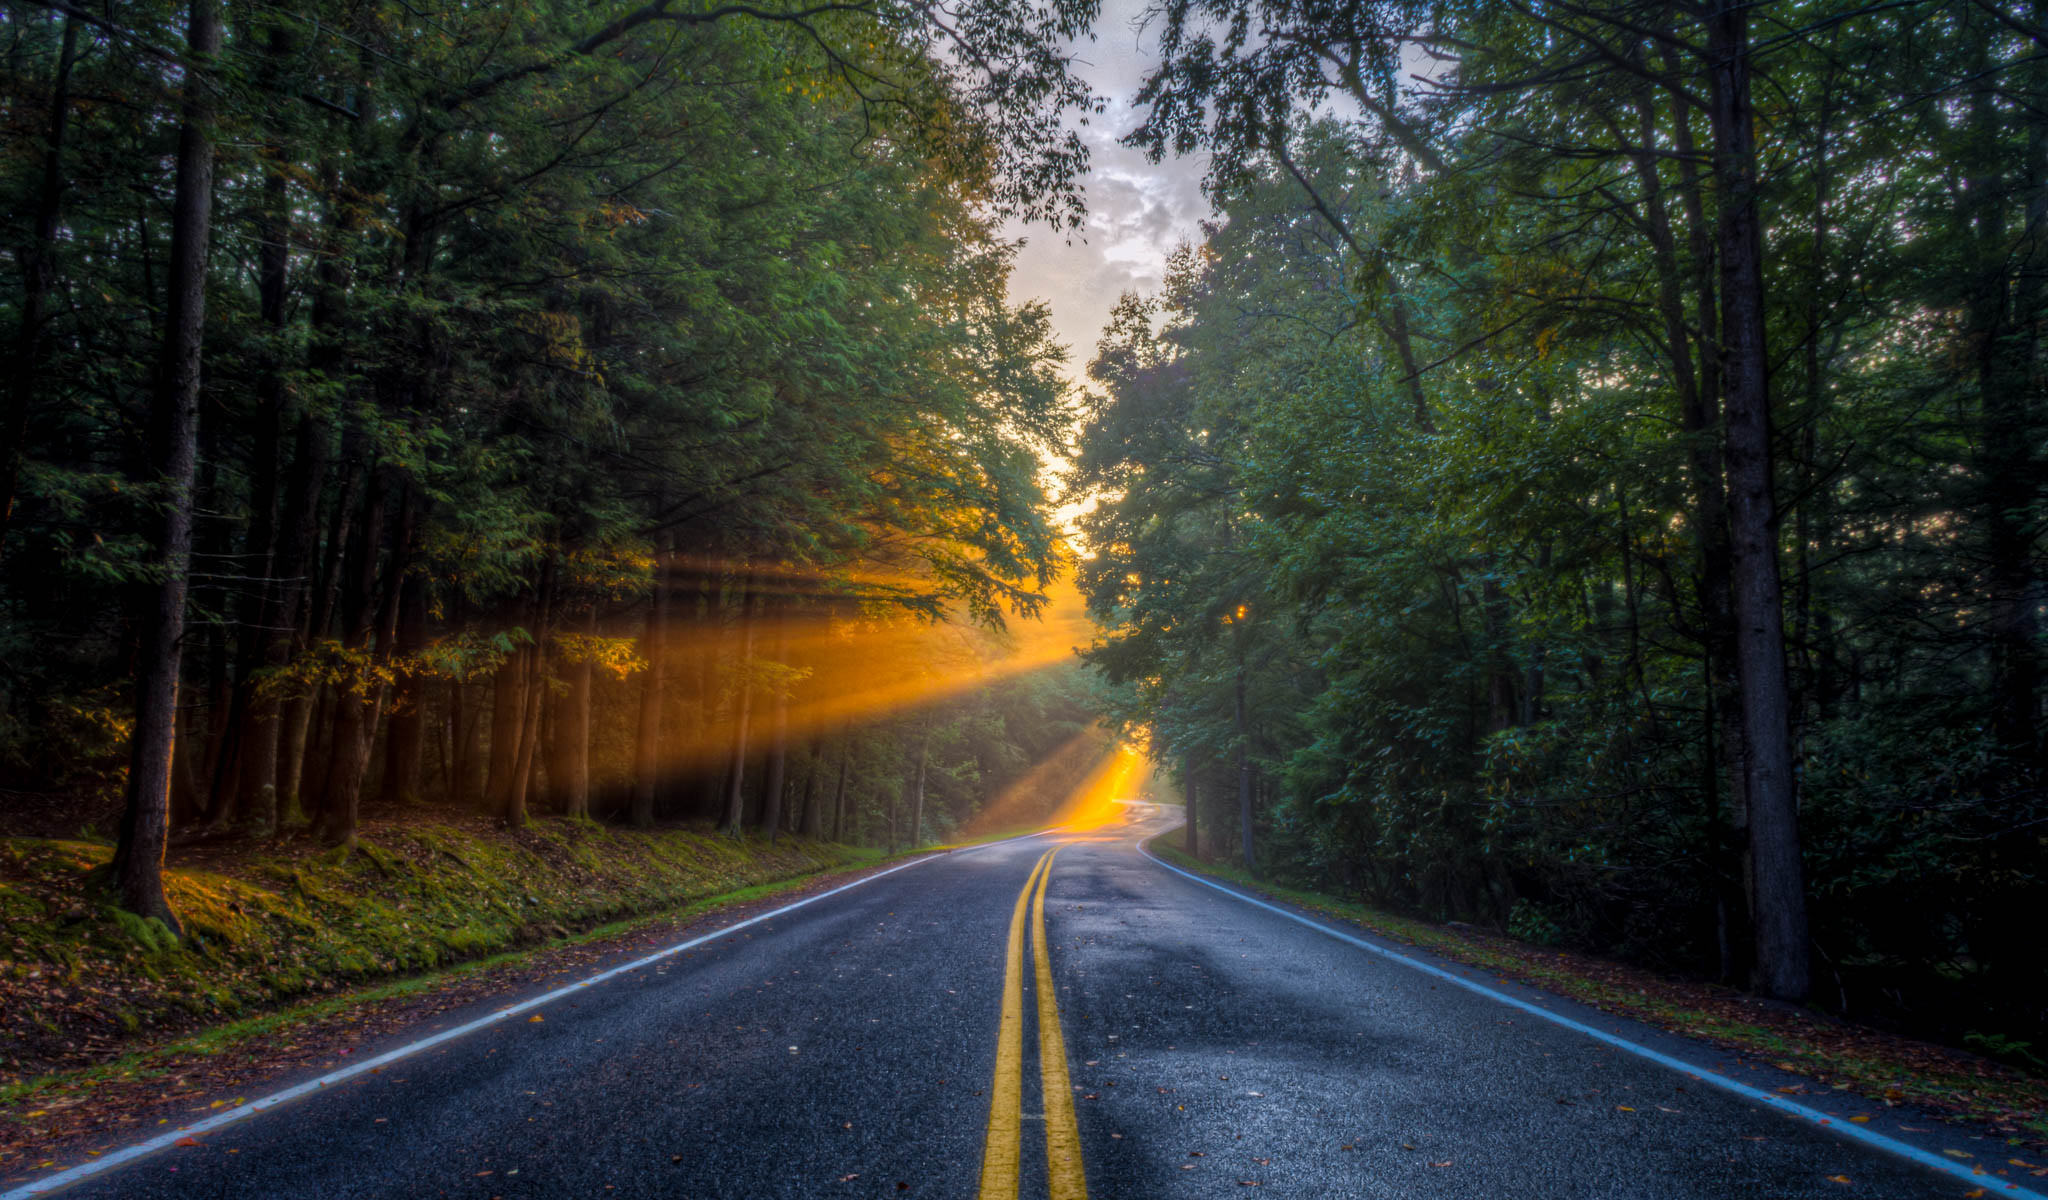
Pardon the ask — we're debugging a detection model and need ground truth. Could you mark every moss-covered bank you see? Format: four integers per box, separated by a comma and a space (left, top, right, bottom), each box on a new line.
0, 816, 863, 1082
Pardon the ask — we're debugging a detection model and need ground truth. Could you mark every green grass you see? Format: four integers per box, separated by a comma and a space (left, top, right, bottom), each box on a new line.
0, 817, 866, 1088
0, 861, 867, 1115
1149, 831, 2048, 1140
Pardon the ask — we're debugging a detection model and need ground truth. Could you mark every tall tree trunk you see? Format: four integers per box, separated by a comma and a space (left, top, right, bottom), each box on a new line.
1972, 30, 2046, 773
1183, 760, 1198, 857
112, 0, 221, 933
380, 574, 429, 804
1235, 666, 1255, 874
503, 557, 557, 829
1708, 0, 1809, 1002
829, 741, 850, 842
798, 738, 825, 838
720, 574, 759, 837
487, 623, 529, 818
320, 481, 409, 847
760, 614, 791, 840
207, 18, 296, 835
631, 538, 671, 827
563, 605, 595, 819
906, 721, 930, 849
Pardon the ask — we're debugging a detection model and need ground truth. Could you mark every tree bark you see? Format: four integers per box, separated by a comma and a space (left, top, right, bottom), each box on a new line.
631, 538, 671, 827
798, 738, 825, 838
563, 605, 595, 819
1235, 666, 1255, 874
720, 575, 760, 837
1707, 0, 1809, 1002
1183, 759, 1198, 858
112, 0, 222, 934
760, 613, 790, 840
906, 721, 930, 849
829, 741, 850, 842
380, 574, 429, 804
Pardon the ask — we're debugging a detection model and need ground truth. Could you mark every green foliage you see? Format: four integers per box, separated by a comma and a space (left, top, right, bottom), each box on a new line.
1079, 0, 2048, 1052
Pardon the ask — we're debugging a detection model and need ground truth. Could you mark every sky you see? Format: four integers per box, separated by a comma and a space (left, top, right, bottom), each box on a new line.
1001, 0, 1214, 392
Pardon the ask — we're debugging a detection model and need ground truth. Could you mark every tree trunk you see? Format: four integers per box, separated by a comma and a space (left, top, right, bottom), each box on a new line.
720, 575, 760, 837
1235, 666, 1255, 874
906, 722, 930, 849
1708, 0, 1809, 1002
798, 738, 825, 838
320, 481, 410, 847
829, 742, 850, 842
1183, 760, 1198, 857
455, 677, 486, 808
564, 605, 594, 819
380, 574, 429, 804
631, 539, 670, 827
486, 629, 529, 818
503, 647, 543, 828
111, 0, 222, 934
760, 616, 791, 840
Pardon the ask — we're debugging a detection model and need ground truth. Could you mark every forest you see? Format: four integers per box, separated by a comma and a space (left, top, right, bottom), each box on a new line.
1075, 0, 2045, 1058
1, 0, 2042, 1083
0, 0, 1108, 942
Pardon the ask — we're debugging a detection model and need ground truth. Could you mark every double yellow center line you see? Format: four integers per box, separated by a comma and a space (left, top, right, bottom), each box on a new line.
978, 847, 1087, 1200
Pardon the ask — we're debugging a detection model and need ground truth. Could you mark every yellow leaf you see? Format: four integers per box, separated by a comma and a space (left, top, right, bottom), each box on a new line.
1826, 1176, 1850, 1184
528, 1014, 544, 1023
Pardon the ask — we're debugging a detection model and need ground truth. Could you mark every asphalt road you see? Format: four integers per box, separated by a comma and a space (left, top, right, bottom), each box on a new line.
27, 805, 2012, 1198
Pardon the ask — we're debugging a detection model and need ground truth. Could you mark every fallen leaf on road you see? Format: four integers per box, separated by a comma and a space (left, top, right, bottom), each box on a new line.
173, 1138, 200, 1148
838, 1174, 858, 1182
1944, 1150, 1973, 1159
1616, 1106, 1635, 1112
528, 1015, 544, 1023
1849, 1116, 1870, 1124
1430, 1160, 1453, 1168
1826, 1175, 1850, 1184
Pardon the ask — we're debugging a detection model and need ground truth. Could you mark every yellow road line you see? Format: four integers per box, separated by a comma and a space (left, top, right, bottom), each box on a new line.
979, 849, 1054, 1200
1032, 848, 1087, 1199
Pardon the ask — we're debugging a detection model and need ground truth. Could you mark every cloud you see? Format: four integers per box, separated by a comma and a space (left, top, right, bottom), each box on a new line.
1002, 0, 1214, 387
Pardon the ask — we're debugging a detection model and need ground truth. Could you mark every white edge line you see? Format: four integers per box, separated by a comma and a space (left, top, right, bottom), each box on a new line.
5, 829, 1058, 1199
1137, 837, 2045, 1199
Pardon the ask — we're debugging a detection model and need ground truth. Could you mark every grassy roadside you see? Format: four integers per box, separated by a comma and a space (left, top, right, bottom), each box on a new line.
0, 814, 878, 1089
0, 860, 883, 1126
1149, 831, 2048, 1143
